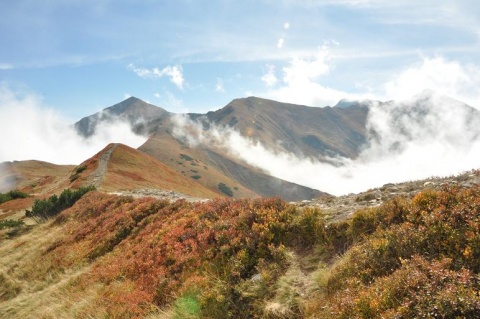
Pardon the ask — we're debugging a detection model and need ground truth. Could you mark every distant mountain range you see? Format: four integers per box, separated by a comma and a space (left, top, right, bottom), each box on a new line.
3, 92, 480, 200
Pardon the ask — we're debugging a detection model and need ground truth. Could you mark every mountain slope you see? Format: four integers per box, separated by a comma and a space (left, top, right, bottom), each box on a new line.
138, 126, 325, 201
0, 160, 74, 194
201, 96, 369, 159
204, 149, 321, 201
74, 96, 168, 137
2, 180, 479, 318
70, 143, 218, 198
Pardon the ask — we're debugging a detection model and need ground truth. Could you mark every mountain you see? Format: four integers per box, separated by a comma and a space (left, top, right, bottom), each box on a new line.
72, 99, 326, 200
3, 93, 480, 318
76, 96, 370, 160
0, 140, 322, 201
8, 92, 480, 201
74, 96, 168, 137
198, 96, 369, 159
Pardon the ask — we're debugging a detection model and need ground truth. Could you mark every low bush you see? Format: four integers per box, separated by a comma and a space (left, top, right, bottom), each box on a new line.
69, 164, 87, 182
312, 186, 480, 318
217, 183, 233, 197
0, 190, 29, 204
0, 219, 25, 230
25, 186, 95, 221
16, 185, 480, 318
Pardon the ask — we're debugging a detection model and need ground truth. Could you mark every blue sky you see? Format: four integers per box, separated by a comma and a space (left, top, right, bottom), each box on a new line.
1, 0, 480, 119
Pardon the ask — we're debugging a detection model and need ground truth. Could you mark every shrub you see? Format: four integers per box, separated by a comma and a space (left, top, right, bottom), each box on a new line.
0, 190, 29, 204
0, 219, 25, 229
25, 185, 95, 221
313, 186, 480, 318
288, 207, 326, 249
180, 154, 194, 161
69, 164, 87, 182
218, 183, 233, 197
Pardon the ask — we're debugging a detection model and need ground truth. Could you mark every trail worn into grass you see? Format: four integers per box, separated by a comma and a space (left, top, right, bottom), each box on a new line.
92, 143, 118, 188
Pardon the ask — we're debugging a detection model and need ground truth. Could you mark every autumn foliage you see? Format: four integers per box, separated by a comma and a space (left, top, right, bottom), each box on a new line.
45, 192, 322, 317
316, 186, 480, 318
3, 185, 480, 318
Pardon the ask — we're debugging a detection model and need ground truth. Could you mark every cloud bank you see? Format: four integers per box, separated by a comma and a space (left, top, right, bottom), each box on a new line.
262, 44, 369, 107
384, 57, 480, 108
0, 85, 147, 165
172, 91, 480, 196
261, 45, 480, 110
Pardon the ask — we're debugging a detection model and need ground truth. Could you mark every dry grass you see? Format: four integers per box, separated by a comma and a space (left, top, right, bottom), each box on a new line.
0, 219, 105, 319
102, 144, 218, 199
0, 160, 74, 195
263, 250, 322, 319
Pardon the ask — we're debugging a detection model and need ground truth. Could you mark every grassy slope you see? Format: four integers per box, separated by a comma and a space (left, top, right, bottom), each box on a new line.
1, 185, 479, 318
139, 131, 258, 198
0, 161, 74, 195
0, 161, 75, 219
101, 144, 219, 199
68, 143, 220, 199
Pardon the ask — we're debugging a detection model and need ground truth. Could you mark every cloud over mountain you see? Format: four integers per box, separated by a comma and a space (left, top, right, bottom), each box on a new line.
172, 91, 480, 195
0, 85, 147, 165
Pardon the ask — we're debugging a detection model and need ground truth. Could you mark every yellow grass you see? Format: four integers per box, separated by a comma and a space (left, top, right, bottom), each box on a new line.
0, 220, 98, 318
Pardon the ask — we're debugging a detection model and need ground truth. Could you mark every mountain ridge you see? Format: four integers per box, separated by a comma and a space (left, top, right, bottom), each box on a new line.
4, 92, 480, 200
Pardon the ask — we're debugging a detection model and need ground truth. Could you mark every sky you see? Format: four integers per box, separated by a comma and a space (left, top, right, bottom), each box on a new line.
2, 0, 480, 194
1, 0, 480, 120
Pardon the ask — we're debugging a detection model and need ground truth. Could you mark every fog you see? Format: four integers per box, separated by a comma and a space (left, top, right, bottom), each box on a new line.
3, 83, 480, 196
0, 85, 147, 165
173, 91, 480, 195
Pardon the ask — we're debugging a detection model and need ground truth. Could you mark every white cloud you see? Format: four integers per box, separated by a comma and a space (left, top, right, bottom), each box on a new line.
277, 38, 285, 49
261, 64, 278, 87
128, 64, 185, 89
215, 78, 225, 92
154, 92, 161, 98
282, 47, 331, 83
0, 85, 147, 166
284, 22, 290, 29
262, 44, 364, 107
382, 57, 480, 108
124, 93, 132, 100
172, 91, 480, 195
261, 43, 480, 109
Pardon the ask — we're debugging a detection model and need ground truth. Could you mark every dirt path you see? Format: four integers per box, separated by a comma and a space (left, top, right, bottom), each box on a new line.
92, 143, 118, 188
109, 188, 210, 203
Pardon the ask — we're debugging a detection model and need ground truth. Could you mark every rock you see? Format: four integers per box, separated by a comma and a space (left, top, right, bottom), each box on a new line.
251, 273, 262, 282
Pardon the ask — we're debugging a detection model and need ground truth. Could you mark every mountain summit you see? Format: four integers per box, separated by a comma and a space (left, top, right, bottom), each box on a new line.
74, 97, 168, 137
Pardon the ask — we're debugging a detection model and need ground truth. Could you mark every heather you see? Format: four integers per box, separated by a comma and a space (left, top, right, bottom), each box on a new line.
1, 185, 480, 318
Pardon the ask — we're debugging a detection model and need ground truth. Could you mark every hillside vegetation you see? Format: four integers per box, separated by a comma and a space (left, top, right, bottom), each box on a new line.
1, 185, 480, 318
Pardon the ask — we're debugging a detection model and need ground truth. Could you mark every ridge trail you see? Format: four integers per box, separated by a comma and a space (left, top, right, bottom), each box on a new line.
92, 143, 118, 188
